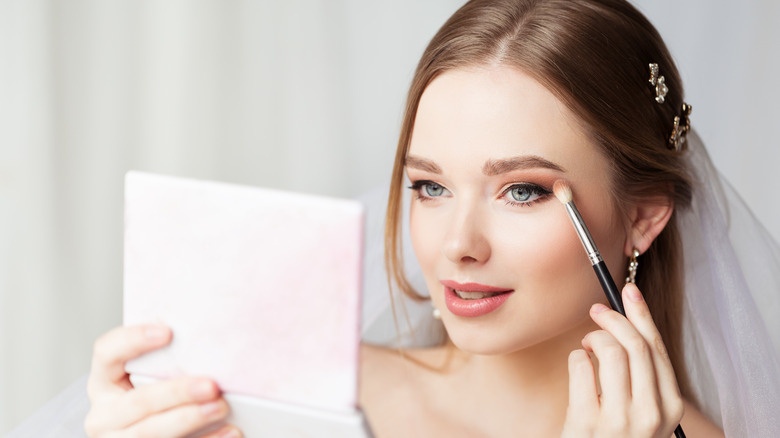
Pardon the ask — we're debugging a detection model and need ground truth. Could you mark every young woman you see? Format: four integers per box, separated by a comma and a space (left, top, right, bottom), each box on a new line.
83, 1, 778, 437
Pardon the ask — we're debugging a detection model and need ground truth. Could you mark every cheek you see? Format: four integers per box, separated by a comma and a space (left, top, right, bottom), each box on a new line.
493, 208, 598, 299
408, 202, 444, 275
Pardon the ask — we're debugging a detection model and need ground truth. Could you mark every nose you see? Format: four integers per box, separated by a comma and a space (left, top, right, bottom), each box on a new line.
441, 202, 491, 265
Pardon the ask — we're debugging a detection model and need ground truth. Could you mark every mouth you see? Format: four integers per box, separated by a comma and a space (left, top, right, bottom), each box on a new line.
440, 280, 514, 317
441, 280, 513, 296
452, 290, 511, 300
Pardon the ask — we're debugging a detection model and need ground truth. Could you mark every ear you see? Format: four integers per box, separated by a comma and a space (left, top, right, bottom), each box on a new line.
624, 198, 674, 256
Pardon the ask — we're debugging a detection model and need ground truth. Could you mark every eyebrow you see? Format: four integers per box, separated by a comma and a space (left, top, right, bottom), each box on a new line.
405, 155, 443, 174
482, 155, 565, 175
405, 154, 565, 175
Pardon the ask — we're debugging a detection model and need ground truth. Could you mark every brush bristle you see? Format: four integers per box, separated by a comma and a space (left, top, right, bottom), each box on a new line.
553, 180, 572, 204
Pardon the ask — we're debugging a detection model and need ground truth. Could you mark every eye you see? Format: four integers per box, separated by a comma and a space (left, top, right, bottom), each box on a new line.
424, 183, 444, 197
501, 183, 551, 207
509, 185, 533, 202
408, 180, 451, 201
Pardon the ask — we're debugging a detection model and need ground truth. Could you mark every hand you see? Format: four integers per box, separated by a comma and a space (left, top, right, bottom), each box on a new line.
84, 324, 242, 438
560, 283, 684, 438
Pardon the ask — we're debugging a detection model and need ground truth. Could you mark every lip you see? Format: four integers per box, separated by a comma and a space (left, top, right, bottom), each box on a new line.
440, 280, 514, 318
440, 280, 513, 293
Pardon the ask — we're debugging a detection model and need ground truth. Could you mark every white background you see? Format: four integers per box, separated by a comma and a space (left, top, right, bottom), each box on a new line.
1, 0, 778, 433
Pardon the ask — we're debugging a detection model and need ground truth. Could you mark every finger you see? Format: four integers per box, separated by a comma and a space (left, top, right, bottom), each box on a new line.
588, 301, 660, 408
87, 376, 220, 433
581, 327, 630, 415
566, 349, 599, 428
200, 424, 243, 438
117, 398, 230, 438
561, 349, 598, 437
622, 283, 684, 421
88, 324, 172, 399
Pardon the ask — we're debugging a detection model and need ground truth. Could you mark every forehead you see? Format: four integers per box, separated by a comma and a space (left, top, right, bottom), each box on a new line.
408, 66, 604, 178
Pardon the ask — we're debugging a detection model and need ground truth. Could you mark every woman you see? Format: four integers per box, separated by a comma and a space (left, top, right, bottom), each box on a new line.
83, 0, 778, 437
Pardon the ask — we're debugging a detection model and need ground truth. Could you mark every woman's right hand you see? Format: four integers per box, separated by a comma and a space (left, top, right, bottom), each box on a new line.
84, 324, 242, 438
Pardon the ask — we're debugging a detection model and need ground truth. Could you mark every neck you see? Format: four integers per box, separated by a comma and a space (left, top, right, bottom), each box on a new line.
444, 315, 599, 436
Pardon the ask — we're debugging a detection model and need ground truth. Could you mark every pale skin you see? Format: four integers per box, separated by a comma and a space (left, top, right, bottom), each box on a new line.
359, 66, 725, 437
85, 66, 725, 437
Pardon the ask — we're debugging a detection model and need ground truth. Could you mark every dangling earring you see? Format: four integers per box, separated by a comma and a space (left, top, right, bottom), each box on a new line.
626, 248, 640, 284
432, 307, 441, 320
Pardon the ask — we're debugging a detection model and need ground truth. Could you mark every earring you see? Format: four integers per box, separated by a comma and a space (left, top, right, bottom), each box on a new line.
626, 248, 640, 284
432, 307, 441, 320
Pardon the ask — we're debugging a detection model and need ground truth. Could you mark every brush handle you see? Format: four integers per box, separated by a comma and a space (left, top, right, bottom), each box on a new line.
591, 261, 686, 438
592, 261, 625, 316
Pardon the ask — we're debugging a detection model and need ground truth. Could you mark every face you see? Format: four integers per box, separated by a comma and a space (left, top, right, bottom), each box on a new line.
406, 66, 627, 355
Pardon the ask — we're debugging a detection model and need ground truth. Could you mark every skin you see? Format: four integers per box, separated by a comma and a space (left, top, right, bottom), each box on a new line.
358, 66, 725, 437
85, 65, 724, 437
84, 325, 242, 438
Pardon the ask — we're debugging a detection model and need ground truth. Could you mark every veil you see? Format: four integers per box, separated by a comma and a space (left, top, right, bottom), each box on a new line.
678, 131, 780, 435
6, 132, 779, 437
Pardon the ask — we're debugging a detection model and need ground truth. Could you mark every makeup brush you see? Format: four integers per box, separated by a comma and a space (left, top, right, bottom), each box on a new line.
552, 179, 687, 438
552, 180, 624, 316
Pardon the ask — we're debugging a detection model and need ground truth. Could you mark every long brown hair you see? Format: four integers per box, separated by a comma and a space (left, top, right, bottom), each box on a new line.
385, 0, 694, 398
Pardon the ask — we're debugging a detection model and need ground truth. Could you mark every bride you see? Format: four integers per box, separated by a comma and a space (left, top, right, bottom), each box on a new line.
78, 0, 779, 437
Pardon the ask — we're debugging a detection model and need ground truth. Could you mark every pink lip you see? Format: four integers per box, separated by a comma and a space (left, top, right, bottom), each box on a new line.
440, 280, 514, 318
440, 280, 512, 293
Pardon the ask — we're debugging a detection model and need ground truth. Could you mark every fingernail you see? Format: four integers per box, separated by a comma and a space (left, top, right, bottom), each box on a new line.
200, 400, 224, 417
625, 284, 644, 302
591, 303, 609, 314
190, 380, 217, 400
144, 325, 169, 342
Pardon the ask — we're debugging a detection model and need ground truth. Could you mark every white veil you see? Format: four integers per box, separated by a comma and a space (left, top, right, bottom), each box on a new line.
679, 131, 780, 435
6, 132, 780, 437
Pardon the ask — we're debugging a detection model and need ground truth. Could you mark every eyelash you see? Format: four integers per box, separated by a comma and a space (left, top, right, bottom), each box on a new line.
407, 180, 447, 203
407, 180, 552, 207
500, 183, 552, 207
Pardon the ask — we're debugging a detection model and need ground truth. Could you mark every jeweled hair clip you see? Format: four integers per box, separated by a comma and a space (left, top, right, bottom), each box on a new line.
649, 63, 668, 104
669, 103, 692, 152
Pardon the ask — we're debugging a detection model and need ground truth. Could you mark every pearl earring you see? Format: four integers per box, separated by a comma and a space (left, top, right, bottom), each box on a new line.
626, 248, 640, 284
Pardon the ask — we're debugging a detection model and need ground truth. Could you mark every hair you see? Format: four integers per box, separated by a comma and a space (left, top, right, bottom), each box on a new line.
384, 0, 694, 399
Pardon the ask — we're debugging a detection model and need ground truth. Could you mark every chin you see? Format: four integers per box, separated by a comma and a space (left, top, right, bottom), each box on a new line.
442, 312, 595, 356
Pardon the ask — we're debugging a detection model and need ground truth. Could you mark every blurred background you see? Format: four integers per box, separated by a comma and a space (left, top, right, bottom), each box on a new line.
1, 0, 778, 433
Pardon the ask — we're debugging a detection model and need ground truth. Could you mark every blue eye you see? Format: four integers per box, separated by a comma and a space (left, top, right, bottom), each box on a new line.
408, 180, 450, 201
424, 183, 444, 197
502, 183, 551, 207
509, 186, 532, 202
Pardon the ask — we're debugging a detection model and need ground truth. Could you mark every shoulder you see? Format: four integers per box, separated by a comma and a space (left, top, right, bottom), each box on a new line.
358, 343, 458, 438
359, 343, 432, 406
358, 343, 408, 400
358, 344, 421, 437
359, 342, 461, 394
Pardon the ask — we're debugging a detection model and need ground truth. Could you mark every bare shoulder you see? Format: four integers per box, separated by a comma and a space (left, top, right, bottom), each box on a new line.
358, 343, 460, 438
358, 343, 410, 403
358, 343, 424, 438
359, 343, 443, 406
681, 399, 724, 438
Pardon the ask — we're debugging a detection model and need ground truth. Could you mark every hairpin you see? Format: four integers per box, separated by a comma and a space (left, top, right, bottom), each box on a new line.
649, 63, 668, 104
669, 103, 692, 151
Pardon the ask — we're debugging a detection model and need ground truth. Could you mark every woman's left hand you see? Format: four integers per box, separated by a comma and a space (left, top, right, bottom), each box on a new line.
560, 283, 684, 438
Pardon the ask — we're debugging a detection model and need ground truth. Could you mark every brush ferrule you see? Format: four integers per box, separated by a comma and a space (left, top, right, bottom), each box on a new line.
564, 202, 603, 266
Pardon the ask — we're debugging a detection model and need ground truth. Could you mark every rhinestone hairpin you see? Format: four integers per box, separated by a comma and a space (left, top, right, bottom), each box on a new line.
649, 63, 668, 104
669, 103, 692, 151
